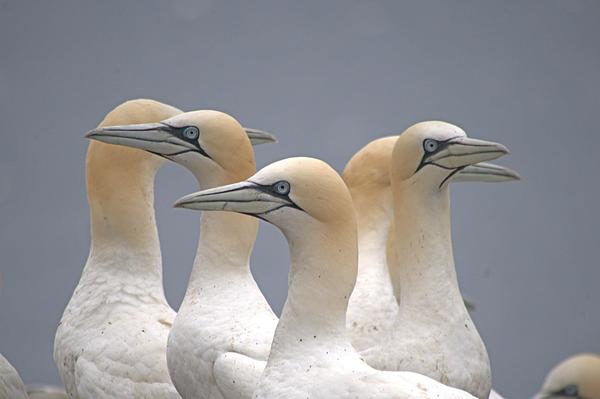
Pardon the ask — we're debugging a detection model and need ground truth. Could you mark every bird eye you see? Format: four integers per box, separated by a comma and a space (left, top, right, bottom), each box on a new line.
423, 139, 439, 153
558, 384, 578, 397
273, 181, 290, 195
183, 126, 199, 140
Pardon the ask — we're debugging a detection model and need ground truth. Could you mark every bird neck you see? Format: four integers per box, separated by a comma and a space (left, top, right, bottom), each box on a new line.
352, 188, 393, 292
186, 211, 258, 290
85, 142, 163, 279
184, 170, 259, 293
391, 181, 464, 311
271, 221, 357, 352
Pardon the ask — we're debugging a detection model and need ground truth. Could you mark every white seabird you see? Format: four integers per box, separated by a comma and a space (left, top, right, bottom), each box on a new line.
532, 353, 600, 399
342, 136, 518, 353
86, 109, 278, 399
355, 121, 510, 398
173, 157, 477, 399
0, 353, 28, 399
54, 99, 183, 398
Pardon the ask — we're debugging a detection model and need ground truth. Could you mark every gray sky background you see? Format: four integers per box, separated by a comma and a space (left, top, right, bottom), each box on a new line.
0, 1, 599, 397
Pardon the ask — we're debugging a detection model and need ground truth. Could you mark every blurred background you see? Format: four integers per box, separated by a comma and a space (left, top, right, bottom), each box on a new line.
0, 0, 599, 397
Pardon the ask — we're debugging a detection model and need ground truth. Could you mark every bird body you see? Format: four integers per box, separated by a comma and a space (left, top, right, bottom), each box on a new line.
54, 99, 182, 399
174, 157, 477, 399
86, 109, 278, 399
344, 135, 518, 358
364, 175, 491, 396
342, 123, 515, 398
0, 354, 28, 399
368, 121, 510, 398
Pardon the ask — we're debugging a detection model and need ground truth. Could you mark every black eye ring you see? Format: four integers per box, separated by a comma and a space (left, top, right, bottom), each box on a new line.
183, 126, 199, 140
423, 138, 439, 153
559, 384, 578, 397
273, 180, 290, 195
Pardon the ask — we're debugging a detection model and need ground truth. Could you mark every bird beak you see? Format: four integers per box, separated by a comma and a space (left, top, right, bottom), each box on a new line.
173, 181, 293, 216
454, 162, 521, 183
86, 123, 277, 156
85, 123, 199, 156
245, 128, 278, 145
427, 137, 509, 169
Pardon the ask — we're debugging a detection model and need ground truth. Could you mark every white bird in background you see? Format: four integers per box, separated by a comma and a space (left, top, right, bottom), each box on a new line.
85, 109, 278, 399
532, 353, 600, 399
356, 121, 510, 398
343, 136, 519, 353
54, 99, 183, 398
0, 353, 28, 399
173, 157, 477, 399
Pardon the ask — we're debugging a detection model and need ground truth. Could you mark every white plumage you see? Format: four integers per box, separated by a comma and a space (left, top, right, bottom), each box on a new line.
54, 99, 182, 398
0, 354, 28, 399
83, 108, 279, 399
173, 157, 478, 399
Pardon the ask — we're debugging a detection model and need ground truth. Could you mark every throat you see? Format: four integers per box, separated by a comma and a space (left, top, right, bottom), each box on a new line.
85, 143, 163, 279
353, 192, 393, 296
392, 186, 464, 311
185, 211, 259, 292
274, 225, 357, 349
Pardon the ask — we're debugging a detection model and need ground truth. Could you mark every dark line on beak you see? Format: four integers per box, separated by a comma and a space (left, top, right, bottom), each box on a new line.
439, 166, 465, 188
432, 149, 507, 163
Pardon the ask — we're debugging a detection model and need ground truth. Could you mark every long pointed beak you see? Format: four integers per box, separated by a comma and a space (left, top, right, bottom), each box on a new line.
454, 162, 521, 183
85, 123, 198, 156
86, 123, 277, 156
245, 128, 278, 145
173, 181, 292, 215
428, 137, 509, 169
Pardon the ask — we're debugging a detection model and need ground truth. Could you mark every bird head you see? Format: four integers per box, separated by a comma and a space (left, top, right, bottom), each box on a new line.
173, 157, 355, 235
391, 121, 511, 191
533, 353, 600, 399
86, 109, 276, 187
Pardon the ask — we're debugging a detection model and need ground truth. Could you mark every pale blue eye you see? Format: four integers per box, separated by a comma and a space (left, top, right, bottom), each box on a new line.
273, 181, 290, 195
183, 126, 199, 140
423, 139, 439, 153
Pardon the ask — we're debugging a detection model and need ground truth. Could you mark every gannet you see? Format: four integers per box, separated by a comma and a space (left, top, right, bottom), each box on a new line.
54, 99, 183, 399
173, 157, 477, 399
355, 121, 510, 398
85, 110, 278, 399
343, 136, 519, 353
0, 353, 28, 399
532, 353, 600, 399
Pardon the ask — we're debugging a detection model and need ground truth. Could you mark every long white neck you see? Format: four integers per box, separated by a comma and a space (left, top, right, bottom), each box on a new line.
269, 220, 357, 354
182, 171, 259, 296
352, 189, 392, 295
392, 180, 465, 313
84, 142, 163, 287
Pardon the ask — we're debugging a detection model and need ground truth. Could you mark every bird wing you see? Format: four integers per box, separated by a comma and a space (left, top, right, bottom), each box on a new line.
71, 329, 180, 399
213, 352, 266, 399
74, 356, 180, 399
359, 371, 476, 399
